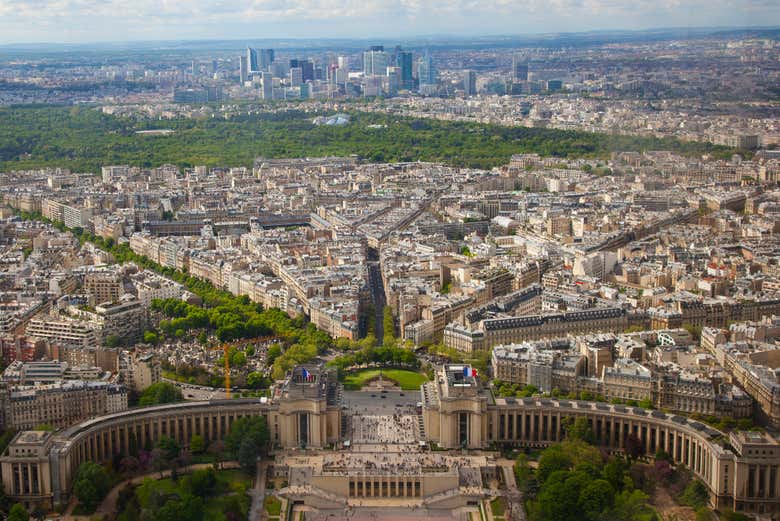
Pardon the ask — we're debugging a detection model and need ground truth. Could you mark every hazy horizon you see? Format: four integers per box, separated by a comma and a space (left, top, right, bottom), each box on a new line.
0, 0, 779, 45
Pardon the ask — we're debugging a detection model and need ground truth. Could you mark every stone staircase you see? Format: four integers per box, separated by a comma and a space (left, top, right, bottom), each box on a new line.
277, 484, 348, 507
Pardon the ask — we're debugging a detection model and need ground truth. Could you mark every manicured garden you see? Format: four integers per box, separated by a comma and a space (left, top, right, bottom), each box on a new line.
342, 369, 429, 390
490, 496, 507, 520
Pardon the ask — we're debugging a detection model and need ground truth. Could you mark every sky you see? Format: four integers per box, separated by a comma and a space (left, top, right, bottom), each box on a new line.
0, 0, 778, 44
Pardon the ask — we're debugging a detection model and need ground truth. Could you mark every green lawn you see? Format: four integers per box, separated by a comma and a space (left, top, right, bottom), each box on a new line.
215, 469, 253, 493
490, 496, 507, 517
342, 369, 429, 390
264, 495, 282, 516
203, 492, 251, 520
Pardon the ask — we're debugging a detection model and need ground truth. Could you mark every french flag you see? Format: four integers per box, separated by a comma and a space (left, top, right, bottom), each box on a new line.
302, 368, 313, 381
463, 366, 478, 378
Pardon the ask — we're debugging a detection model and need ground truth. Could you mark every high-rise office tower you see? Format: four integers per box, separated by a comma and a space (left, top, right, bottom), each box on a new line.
546, 79, 563, 92
259, 49, 275, 71
334, 67, 346, 85
337, 56, 349, 71
327, 63, 344, 84
247, 47, 258, 73
262, 72, 273, 100
302, 61, 314, 82
270, 61, 288, 79
512, 56, 529, 82
417, 55, 437, 87
211, 60, 218, 74
387, 67, 400, 95
289, 67, 303, 86
398, 51, 413, 90
363, 47, 388, 77
392, 45, 402, 67
239, 56, 248, 84
364, 75, 383, 97
463, 70, 477, 96
289, 59, 314, 82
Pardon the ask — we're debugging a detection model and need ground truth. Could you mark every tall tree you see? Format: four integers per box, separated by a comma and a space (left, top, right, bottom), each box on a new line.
7, 504, 29, 521
72, 461, 110, 511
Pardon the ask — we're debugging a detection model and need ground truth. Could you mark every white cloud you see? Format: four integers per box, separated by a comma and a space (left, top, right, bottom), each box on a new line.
0, 0, 776, 42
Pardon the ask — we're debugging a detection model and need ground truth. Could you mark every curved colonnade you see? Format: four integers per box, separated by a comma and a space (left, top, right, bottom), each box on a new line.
1, 390, 778, 517
2, 399, 274, 507
436, 396, 780, 516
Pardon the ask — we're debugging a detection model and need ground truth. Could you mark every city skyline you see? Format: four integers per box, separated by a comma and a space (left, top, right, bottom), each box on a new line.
0, 0, 778, 44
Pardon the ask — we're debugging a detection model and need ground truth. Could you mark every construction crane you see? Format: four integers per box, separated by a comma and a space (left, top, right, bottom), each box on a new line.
223, 344, 231, 399
212, 335, 281, 399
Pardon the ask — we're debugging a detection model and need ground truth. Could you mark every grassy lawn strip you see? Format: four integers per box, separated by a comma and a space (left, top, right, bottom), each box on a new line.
162, 370, 190, 383
490, 496, 507, 518
215, 469, 253, 492
264, 495, 282, 516
203, 492, 251, 520
342, 369, 428, 390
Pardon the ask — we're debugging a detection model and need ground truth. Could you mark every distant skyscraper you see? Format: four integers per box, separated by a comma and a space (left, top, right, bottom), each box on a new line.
335, 68, 346, 85
246, 47, 258, 73
463, 70, 477, 96
239, 56, 248, 84
271, 61, 288, 79
314, 64, 323, 81
417, 55, 437, 87
398, 51, 413, 90
387, 67, 400, 95
259, 49, 275, 71
302, 61, 314, 82
364, 75, 383, 97
289, 59, 314, 82
289, 67, 303, 86
363, 47, 388, 77
546, 79, 563, 92
337, 55, 349, 71
262, 72, 273, 100
512, 56, 529, 82
211, 60, 218, 74
327, 63, 339, 84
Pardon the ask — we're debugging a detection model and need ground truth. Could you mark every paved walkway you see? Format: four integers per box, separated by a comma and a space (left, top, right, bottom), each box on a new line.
497, 459, 525, 521
305, 508, 463, 521
249, 460, 270, 521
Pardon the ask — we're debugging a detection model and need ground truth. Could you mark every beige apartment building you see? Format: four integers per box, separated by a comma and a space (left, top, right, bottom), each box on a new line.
83, 270, 123, 305
122, 352, 161, 392
5, 381, 127, 430
25, 315, 99, 349
492, 341, 753, 419
444, 307, 628, 352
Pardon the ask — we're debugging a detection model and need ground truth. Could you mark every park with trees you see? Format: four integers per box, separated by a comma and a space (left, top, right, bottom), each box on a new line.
0, 105, 740, 174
